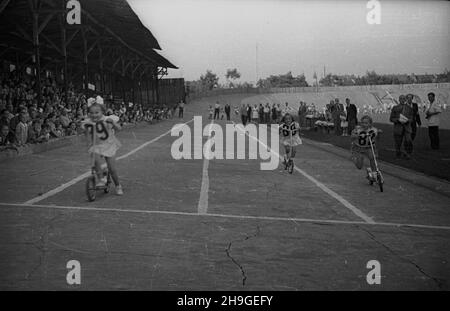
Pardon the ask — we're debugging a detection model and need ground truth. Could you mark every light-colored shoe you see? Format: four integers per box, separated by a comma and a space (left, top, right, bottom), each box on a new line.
366, 168, 373, 180
115, 185, 124, 196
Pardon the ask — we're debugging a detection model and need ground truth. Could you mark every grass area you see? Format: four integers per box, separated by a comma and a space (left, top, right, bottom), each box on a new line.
301, 123, 450, 182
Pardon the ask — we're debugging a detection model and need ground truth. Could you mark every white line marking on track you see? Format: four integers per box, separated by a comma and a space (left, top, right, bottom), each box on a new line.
1, 202, 449, 231
198, 120, 213, 214
23, 119, 195, 205
233, 121, 375, 224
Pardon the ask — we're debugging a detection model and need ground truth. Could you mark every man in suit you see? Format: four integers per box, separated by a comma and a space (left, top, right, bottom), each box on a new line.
406, 94, 421, 141
298, 102, 307, 128
240, 104, 247, 125
332, 99, 345, 135
390, 95, 414, 159
345, 98, 357, 135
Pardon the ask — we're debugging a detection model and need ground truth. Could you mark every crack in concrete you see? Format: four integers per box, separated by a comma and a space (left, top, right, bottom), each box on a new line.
357, 225, 446, 290
25, 213, 60, 280
225, 225, 260, 286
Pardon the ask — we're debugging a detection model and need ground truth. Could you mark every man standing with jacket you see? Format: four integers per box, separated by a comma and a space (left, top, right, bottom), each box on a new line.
406, 94, 421, 141
224, 103, 231, 121
390, 95, 414, 159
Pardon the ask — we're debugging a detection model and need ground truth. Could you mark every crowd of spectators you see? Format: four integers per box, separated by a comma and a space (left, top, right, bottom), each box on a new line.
0, 71, 178, 152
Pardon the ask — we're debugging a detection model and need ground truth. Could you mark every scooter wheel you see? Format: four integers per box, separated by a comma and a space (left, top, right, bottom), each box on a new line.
86, 176, 96, 202
288, 161, 294, 174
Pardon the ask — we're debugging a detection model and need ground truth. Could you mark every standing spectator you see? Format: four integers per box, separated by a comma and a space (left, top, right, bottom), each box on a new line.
331, 100, 342, 135
264, 103, 270, 124
178, 99, 185, 118
298, 102, 307, 128
271, 104, 277, 124
345, 98, 357, 135
214, 101, 220, 120
220, 106, 225, 120
252, 104, 259, 124
390, 95, 414, 158
224, 103, 231, 121
258, 103, 264, 123
425, 92, 442, 150
406, 94, 421, 141
276, 103, 282, 123
281, 102, 292, 117
208, 105, 213, 120
337, 99, 345, 135
246, 104, 252, 123
240, 104, 247, 125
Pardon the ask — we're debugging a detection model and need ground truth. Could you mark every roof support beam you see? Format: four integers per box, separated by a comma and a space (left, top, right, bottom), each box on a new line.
81, 9, 159, 67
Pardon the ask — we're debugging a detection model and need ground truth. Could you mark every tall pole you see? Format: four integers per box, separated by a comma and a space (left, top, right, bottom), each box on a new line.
255, 43, 258, 86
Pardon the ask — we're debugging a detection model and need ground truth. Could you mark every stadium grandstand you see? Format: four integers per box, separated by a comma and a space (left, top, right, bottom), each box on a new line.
0, 0, 184, 107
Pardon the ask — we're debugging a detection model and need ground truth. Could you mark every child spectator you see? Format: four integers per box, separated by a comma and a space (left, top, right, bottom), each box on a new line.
54, 123, 64, 138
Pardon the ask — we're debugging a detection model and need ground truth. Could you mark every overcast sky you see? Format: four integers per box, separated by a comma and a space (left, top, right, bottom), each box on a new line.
128, 0, 450, 84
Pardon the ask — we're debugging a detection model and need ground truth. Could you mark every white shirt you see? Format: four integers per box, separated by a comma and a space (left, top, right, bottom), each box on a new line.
426, 100, 442, 127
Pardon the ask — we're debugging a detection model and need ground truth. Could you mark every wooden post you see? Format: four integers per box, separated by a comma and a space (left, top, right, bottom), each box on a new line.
31, 7, 41, 105
145, 74, 150, 107
98, 46, 104, 95
155, 69, 159, 105
60, 18, 68, 96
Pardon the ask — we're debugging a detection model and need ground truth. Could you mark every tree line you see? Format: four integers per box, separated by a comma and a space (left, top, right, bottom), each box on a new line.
319, 70, 450, 86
